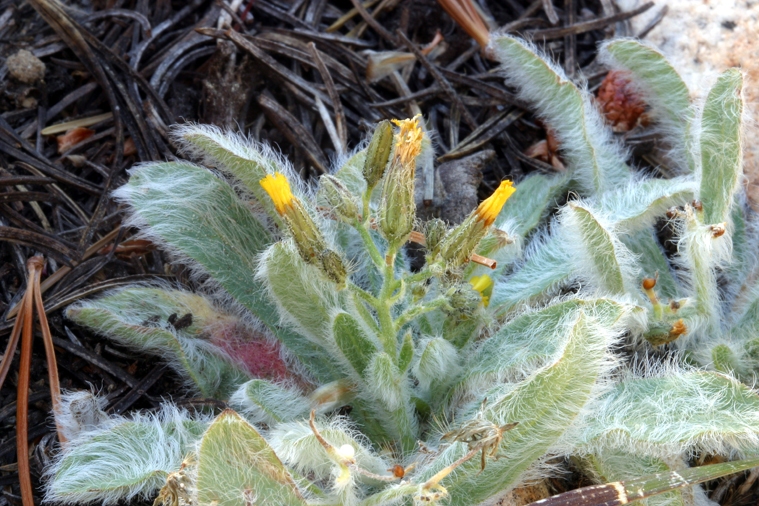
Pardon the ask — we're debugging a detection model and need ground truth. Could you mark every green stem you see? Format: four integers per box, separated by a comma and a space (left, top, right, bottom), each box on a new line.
347, 287, 381, 335
347, 280, 379, 307
354, 219, 384, 270
405, 266, 436, 285
362, 189, 372, 226
375, 245, 400, 357
395, 297, 448, 329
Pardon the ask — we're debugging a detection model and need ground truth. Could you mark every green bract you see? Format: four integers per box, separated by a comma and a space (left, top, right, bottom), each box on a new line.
48, 36, 759, 506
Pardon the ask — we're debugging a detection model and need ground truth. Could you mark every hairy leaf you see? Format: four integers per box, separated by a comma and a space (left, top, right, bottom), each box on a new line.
561, 202, 635, 294
699, 69, 744, 225
492, 36, 629, 194
579, 371, 759, 456
66, 288, 249, 399
196, 410, 306, 506
116, 162, 337, 381
600, 40, 693, 171
45, 406, 208, 505
229, 379, 311, 425
425, 306, 624, 505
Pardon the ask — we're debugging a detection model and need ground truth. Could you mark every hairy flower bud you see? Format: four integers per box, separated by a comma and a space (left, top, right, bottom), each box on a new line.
423, 218, 449, 256
319, 175, 359, 223
261, 172, 347, 287
378, 116, 424, 247
439, 180, 515, 267
320, 249, 347, 288
362, 119, 394, 191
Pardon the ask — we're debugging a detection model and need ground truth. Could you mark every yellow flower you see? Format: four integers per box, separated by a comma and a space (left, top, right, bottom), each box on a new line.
475, 180, 515, 227
391, 115, 424, 167
260, 172, 294, 215
469, 275, 493, 306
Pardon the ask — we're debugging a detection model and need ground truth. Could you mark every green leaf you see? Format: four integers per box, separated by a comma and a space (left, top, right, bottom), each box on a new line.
600, 40, 693, 172
261, 241, 341, 346
196, 410, 306, 506
46, 407, 208, 504
699, 69, 744, 225
588, 451, 690, 506
66, 289, 249, 399
491, 234, 573, 315
598, 177, 695, 230
366, 352, 418, 452
579, 371, 759, 455
172, 124, 284, 223
619, 229, 679, 300
492, 36, 629, 194
334, 149, 368, 196
414, 337, 460, 395
333, 311, 378, 379
398, 331, 414, 373
496, 173, 569, 237
426, 305, 624, 505
230, 379, 311, 425
117, 162, 337, 382
536, 458, 759, 506
561, 202, 634, 294
457, 299, 627, 399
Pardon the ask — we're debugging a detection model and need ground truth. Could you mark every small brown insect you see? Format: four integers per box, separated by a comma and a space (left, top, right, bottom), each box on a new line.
168, 313, 193, 330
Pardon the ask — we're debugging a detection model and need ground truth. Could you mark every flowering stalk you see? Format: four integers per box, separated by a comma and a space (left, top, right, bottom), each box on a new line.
260, 172, 347, 287
439, 180, 515, 268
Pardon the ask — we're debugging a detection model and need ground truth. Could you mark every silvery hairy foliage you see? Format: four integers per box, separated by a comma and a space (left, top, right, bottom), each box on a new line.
45, 36, 759, 506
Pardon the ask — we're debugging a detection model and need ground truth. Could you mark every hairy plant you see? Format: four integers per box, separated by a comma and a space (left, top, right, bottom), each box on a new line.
46, 37, 759, 506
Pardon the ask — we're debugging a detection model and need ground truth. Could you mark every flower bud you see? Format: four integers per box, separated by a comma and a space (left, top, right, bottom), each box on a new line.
378, 116, 424, 247
439, 180, 515, 267
445, 284, 482, 313
423, 218, 448, 255
318, 175, 359, 223
261, 172, 347, 287
362, 119, 394, 191
320, 249, 347, 288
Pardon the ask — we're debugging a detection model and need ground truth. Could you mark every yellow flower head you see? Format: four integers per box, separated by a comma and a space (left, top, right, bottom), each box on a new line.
475, 180, 516, 227
260, 172, 294, 215
391, 115, 424, 167
469, 274, 493, 306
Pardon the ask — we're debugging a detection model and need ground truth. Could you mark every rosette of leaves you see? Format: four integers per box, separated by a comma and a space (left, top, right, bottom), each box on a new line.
47, 36, 759, 506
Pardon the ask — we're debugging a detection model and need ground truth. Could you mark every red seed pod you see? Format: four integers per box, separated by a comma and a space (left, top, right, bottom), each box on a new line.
642, 277, 657, 290
596, 71, 647, 132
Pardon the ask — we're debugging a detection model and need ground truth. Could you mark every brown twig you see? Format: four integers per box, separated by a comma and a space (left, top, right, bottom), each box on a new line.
529, 2, 654, 39
395, 30, 478, 130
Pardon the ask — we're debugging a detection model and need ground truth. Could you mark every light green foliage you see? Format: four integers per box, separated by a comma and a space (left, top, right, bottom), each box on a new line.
45, 405, 210, 505
493, 36, 629, 194
66, 288, 250, 398
196, 411, 306, 506
698, 69, 744, 225
52, 34, 759, 506
579, 371, 759, 456
560, 202, 635, 294
229, 379, 311, 425
600, 39, 694, 172
587, 450, 692, 506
